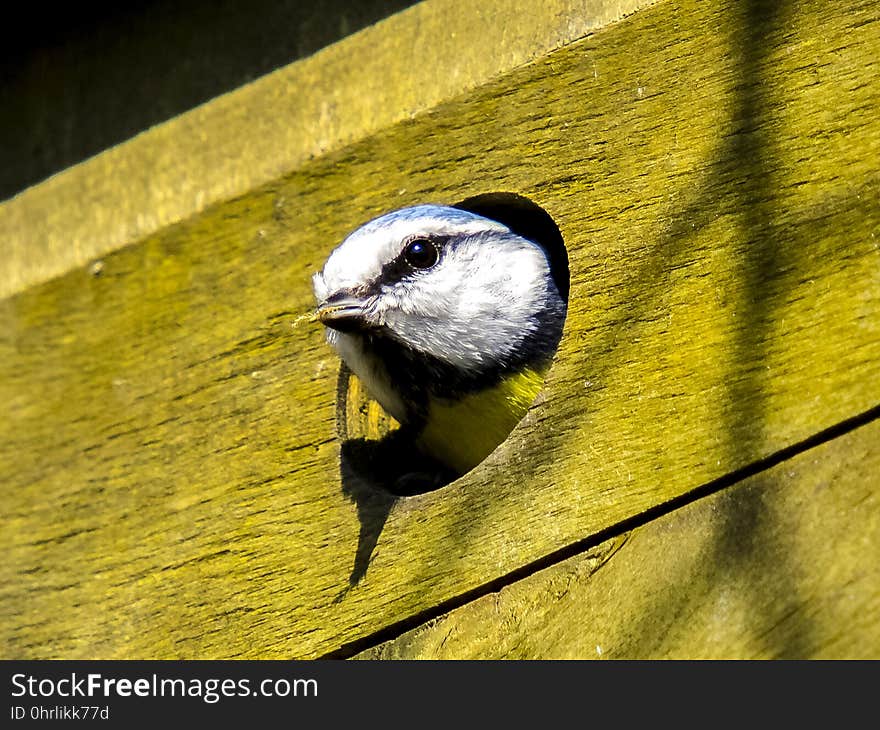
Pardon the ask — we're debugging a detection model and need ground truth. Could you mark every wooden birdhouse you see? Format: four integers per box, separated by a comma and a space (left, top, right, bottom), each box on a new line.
2, 0, 879, 659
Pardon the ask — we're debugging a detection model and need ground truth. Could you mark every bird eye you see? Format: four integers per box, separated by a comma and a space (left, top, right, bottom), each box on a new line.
403, 238, 439, 269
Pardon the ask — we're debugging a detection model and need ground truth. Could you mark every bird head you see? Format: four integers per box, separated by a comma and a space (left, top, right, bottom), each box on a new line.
313, 205, 566, 428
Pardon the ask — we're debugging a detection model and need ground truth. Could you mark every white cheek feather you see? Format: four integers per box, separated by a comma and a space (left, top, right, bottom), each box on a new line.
312, 271, 329, 302
381, 236, 551, 371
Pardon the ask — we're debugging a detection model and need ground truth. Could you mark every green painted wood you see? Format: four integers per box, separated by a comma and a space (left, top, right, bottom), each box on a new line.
0, 0, 646, 299
358, 418, 880, 659
1, 0, 879, 658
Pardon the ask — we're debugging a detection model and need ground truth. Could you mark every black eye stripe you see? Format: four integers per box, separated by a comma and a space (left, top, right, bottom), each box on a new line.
371, 235, 448, 290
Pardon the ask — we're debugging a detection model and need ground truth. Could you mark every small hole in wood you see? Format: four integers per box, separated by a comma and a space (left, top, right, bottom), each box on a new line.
336, 192, 569, 497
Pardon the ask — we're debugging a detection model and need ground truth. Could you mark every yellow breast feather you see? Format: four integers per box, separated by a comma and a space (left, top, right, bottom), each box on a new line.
417, 366, 546, 476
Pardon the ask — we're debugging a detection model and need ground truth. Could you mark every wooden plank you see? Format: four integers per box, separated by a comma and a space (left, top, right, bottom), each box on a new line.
357, 418, 880, 659
0, 1, 420, 200
0, 0, 646, 299
1, 0, 879, 658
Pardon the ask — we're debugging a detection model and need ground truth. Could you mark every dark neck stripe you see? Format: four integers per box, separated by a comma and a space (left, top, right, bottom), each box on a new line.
361, 294, 565, 420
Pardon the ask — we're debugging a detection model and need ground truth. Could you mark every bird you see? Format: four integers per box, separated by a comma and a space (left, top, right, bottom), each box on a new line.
312, 203, 567, 490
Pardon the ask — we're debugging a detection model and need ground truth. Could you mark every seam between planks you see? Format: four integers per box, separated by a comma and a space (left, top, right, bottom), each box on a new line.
324, 401, 880, 659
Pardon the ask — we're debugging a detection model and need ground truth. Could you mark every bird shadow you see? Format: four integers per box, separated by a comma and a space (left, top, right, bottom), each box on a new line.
334, 367, 455, 592
337, 440, 398, 592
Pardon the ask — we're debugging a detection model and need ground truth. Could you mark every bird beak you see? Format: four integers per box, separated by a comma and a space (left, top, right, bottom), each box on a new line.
315, 294, 371, 333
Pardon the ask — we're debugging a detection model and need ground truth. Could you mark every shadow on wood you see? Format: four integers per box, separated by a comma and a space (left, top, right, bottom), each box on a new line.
335, 366, 456, 586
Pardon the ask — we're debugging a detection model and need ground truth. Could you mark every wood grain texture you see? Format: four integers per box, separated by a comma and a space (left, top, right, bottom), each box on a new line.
358, 418, 880, 659
1, 0, 879, 658
0, 0, 650, 299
